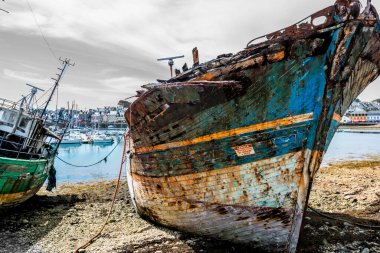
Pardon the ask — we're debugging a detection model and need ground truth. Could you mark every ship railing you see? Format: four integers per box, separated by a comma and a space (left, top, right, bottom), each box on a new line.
0, 132, 50, 160
0, 98, 33, 113
0, 98, 19, 110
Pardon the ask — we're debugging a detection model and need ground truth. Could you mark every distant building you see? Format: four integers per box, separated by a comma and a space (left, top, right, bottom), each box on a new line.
367, 111, 380, 123
347, 109, 367, 123
91, 112, 103, 124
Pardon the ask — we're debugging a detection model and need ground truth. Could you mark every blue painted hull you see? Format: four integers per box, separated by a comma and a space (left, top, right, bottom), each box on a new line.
125, 4, 380, 253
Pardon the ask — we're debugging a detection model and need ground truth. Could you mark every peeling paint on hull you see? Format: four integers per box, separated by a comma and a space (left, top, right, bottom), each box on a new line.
131, 152, 303, 249
125, 2, 380, 252
0, 157, 51, 208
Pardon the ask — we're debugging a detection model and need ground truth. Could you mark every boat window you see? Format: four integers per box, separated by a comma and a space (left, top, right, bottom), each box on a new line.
8, 112, 16, 123
19, 117, 30, 129
0, 110, 3, 121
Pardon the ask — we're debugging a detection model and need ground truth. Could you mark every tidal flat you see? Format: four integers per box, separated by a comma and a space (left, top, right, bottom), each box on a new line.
0, 160, 379, 253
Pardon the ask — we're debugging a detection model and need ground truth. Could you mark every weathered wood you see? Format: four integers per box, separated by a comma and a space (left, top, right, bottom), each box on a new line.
125, 1, 380, 252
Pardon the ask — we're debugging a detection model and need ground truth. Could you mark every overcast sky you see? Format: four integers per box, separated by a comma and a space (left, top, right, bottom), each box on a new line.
1, 0, 380, 109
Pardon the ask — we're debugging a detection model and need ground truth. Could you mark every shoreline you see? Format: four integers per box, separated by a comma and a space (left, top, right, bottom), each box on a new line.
0, 160, 379, 253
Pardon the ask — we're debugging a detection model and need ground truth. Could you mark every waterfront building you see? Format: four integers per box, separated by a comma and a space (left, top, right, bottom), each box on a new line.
367, 111, 380, 123
347, 109, 367, 123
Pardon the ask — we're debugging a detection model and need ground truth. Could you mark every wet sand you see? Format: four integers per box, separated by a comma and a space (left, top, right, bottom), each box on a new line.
0, 160, 379, 253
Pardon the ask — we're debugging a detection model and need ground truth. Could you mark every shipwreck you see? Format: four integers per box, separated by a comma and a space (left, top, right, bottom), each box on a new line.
0, 60, 73, 208
124, 0, 380, 252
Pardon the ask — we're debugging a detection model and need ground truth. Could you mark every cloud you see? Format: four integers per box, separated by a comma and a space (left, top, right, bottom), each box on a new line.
1, 0, 380, 108
3, 68, 51, 84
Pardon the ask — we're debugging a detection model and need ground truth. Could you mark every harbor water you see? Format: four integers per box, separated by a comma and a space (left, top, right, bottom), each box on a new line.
54, 136, 126, 183
54, 132, 380, 183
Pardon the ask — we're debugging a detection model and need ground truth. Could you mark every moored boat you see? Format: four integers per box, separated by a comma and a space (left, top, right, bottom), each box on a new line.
0, 60, 73, 208
124, 1, 380, 252
0, 92, 58, 207
60, 133, 82, 145
91, 133, 114, 144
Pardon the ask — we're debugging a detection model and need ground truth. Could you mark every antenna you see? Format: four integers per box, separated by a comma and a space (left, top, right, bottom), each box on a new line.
157, 55, 184, 78
40, 58, 75, 117
25, 83, 44, 110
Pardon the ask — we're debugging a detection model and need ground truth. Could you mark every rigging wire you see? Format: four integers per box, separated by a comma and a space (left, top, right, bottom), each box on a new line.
33, 85, 53, 107
25, 0, 58, 60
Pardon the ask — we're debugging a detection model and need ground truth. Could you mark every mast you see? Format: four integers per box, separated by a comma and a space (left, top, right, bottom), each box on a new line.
40, 58, 75, 118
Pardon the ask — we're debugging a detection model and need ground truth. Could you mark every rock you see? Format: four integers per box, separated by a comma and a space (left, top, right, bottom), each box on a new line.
323, 239, 328, 245
343, 222, 353, 227
304, 224, 313, 230
369, 242, 379, 247
361, 248, 370, 253
186, 239, 195, 245
22, 219, 29, 224
154, 251, 162, 253
78, 249, 86, 253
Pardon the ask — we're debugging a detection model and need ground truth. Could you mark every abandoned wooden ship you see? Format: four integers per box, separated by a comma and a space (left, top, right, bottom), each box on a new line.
0, 60, 72, 208
125, 1, 380, 252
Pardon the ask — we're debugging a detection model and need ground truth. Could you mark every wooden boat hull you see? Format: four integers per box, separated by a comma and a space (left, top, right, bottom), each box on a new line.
125, 4, 380, 252
0, 156, 52, 208
131, 151, 303, 248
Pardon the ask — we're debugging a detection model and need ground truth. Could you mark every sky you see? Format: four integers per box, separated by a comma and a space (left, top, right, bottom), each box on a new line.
0, 0, 380, 109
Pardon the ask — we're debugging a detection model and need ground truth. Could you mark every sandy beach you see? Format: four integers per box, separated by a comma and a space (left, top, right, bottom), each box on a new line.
0, 160, 379, 253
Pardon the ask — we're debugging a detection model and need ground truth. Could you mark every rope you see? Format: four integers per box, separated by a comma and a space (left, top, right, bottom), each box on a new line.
307, 205, 380, 229
56, 138, 121, 168
73, 133, 129, 253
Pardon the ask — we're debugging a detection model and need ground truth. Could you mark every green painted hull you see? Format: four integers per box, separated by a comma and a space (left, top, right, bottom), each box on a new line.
0, 156, 52, 208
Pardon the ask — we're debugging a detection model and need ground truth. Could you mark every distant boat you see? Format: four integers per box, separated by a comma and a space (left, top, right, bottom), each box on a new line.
124, 1, 380, 252
60, 134, 82, 145
79, 133, 92, 144
91, 133, 114, 144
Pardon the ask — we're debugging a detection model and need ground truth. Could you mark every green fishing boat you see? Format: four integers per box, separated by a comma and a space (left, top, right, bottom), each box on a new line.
0, 60, 73, 208
0, 156, 54, 207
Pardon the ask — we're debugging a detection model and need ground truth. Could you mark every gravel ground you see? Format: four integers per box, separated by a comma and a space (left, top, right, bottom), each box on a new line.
0, 160, 379, 253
